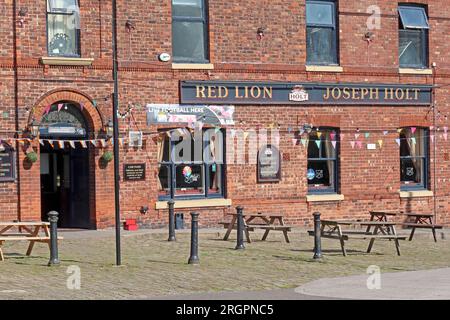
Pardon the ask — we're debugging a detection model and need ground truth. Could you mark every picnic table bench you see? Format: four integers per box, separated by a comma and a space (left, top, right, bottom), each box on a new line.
402, 213, 443, 242
368, 211, 443, 242
308, 220, 406, 256
0, 221, 63, 261
220, 212, 292, 243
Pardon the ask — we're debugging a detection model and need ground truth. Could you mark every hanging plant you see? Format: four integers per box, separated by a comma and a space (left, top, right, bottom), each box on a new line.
101, 151, 113, 163
26, 151, 38, 163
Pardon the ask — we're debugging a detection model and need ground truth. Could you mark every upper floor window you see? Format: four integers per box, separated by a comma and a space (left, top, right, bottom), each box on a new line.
307, 128, 339, 194
398, 5, 429, 68
47, 0, 80, 57
172, 0, 209, 63
399, 127, 428, 190
306, 0, 338, 65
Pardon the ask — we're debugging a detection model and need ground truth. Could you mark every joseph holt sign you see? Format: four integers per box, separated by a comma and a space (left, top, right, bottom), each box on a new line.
180, 81, 432, 106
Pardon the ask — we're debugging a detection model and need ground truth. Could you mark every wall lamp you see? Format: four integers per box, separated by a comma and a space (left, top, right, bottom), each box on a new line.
29, 119, 40, 138
106, 119, 114, 139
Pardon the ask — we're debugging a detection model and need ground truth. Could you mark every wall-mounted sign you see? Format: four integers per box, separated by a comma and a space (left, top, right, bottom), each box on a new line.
124, 164, 146, 181
180, 81, 432, 106
257, 145, 281, 183
128, 131, 143, 147
147, 104, 235, 126
0, 143, 15, 182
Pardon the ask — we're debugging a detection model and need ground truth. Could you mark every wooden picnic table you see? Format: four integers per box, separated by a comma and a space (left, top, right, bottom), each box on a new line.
0, 221, 61, 261
220, 212, 292, 243
309, 219, 406, 256
367, 211, 443, 242
403, 213, 443, 242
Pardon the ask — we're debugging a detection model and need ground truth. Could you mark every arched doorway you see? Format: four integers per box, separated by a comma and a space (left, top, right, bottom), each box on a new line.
39, 102, 91, 229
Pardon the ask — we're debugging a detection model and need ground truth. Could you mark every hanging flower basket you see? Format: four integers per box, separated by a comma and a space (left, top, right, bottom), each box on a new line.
26, 151, 38, 163
101, 151, 113, 163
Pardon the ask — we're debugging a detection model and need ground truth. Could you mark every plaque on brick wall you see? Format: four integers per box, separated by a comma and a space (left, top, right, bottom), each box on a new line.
0, 143, 15, 182
124, 164, 146, 181
257, 145, 281, 183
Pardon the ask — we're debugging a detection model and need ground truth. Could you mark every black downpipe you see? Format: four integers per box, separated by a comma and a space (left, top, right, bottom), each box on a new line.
112, 0, 121, 266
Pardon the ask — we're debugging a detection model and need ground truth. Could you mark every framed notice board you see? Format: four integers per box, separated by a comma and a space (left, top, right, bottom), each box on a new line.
124, 163, 146, 181
0, 142, 16, 182
257, 145, 281, 183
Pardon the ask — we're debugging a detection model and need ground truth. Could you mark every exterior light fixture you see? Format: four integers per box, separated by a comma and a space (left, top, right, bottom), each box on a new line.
29, 119, 40, 138
106, 119, 114, 138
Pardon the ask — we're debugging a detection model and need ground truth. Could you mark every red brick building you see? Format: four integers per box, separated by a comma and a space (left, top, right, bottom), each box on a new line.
0, 1, 449, 229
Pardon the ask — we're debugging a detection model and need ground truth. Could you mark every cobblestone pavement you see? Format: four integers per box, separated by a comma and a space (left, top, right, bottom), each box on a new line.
0, 228, 449, 300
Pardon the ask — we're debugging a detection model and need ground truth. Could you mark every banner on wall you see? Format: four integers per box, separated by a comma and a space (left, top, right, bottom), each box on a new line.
146, 104, 235, 126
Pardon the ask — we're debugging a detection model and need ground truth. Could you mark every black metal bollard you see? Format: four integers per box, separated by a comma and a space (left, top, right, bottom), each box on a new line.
313, 212, 323, 259
188, 212, 200, 265
168, 200, 176, 241
235, 206, 245, 250
47, 211, 60, 266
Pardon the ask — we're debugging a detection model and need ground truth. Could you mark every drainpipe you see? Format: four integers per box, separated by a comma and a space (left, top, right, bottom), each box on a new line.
432, 63, 437, 222
112, 0, 121, 266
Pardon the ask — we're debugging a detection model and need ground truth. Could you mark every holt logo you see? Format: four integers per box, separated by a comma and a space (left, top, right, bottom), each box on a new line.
289, 85, 309, 102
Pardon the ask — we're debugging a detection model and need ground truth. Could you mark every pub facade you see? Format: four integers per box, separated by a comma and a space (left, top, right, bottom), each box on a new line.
1, 0, 449, 229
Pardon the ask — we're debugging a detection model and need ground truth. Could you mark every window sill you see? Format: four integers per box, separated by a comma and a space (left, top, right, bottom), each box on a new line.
400, 190, 434, 198
155, 198, 231, 209
306, 194, 344, 202
306, 65, 343, 73
40, 57, 94, 66
172, 63, 214, 70
399, 68, 433, 75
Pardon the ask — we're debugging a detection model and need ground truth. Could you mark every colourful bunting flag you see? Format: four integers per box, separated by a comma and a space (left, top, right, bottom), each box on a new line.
44, 105, 51, 115
230, 129, 236, 138
355, 133, 360, 139
99, 139, 106, 148
395, 139, 401, 146
444, 127, 448, 134
444, 133, 448, 141
57, 140, 64, 149
411, 127, 416, 134
315, 140, 321, 149
356, 141, 363, 149
69, 141, 76, 149
39, 139, 45, 146
292, 139, 297, 146
411, 137, 416, 145
57, 103, 64, 112
331, 141, 337, 149
330, 132, 336, 141
430, 135, 435, 143
350, 141, 356, 149
317, 132, 322, 139
383, 131, 389, 136
80, 140, 88, 148
365, 132, 370, 139
378, 140, 383, 148
90, 140, 98, 147
300, 139, 307, 147
48, 140, 54, 148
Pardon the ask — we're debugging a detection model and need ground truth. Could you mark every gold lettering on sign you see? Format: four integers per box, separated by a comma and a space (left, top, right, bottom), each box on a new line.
235, 86, 244, 99
370, 88, 379, 100
196, 86, 206, 98
263, 87, 273, 99
251, 86, 261, 99
323, 87, 331, 100
342, 88, 351, 99
361, 88, 369, 100
395, 88, 404, 100
218, 86, 228, 98
208, 86, 217, 98
385, 88, 394, 100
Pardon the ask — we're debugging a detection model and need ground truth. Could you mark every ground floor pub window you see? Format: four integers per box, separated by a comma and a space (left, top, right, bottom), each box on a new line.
307, 128, 339, 193
157, 128, 224, 199
399, 127, 428, 190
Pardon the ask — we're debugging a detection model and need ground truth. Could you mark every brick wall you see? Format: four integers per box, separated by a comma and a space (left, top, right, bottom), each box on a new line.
0, 1, 449, 229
